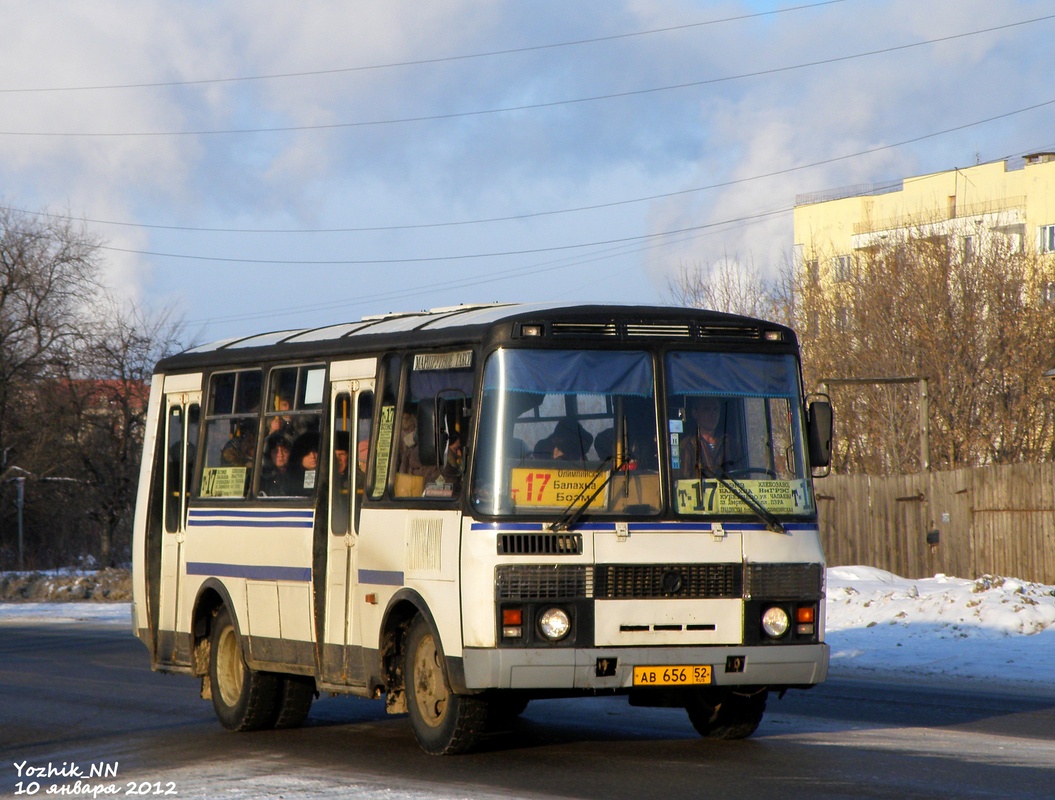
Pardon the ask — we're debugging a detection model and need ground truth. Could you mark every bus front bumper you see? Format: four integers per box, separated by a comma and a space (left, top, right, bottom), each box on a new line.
461, 643, 829, 691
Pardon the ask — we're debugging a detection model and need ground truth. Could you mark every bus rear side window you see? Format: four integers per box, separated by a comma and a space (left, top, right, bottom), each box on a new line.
198, 370, 262, 499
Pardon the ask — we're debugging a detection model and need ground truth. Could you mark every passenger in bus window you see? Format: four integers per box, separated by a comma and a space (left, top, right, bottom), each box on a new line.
680, 396, 729, 477
533, 419, 593, 461
268, 394, 294, 435
333, 431, 350, 490
291, 432, 320, 495
397, 406, 427, 476
221, 419, 256, 467
260, 432, 296, 496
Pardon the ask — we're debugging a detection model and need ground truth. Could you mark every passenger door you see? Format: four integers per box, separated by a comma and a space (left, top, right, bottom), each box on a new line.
321, 358, 375, 685
157, 373, 201, 665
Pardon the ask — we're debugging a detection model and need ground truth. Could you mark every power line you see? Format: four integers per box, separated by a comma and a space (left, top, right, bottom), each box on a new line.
0, 13, 1049, 138
25, 94, 1054, 249
0, 1, 849, 94
97, 207, 790, 266
183, 201, 769, 328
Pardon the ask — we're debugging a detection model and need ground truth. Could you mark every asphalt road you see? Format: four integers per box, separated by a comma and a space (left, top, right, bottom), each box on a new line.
3, 622, 1055, 800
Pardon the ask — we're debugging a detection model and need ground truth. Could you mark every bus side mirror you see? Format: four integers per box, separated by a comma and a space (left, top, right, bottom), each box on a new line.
807, 397, 833, 471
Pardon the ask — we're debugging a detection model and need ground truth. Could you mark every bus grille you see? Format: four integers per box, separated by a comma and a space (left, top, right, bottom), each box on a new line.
495, 563, 822, 600
594, 564, 742, 599
496, 565, 591, 599
550, 322, 619, 338
625, 323, 693, 339
696, 323, 762, 340
546, 320, 768, 341
497, 533, 583, 556
744, 563, 823, 598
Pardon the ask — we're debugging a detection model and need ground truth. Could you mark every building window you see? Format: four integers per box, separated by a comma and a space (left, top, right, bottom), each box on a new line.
806, 259, 819, 284
962, 235, 975, 264
1043, 281, 1055, 306
1039, 224, 1055, 254
833, 255, 853, 283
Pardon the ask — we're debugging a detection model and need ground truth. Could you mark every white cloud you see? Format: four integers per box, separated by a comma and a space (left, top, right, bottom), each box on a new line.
0, 1, 1047, 335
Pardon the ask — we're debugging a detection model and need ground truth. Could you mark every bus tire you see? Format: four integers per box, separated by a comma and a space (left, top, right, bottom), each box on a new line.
485, 694, 530, 730
686, 689, 767, 740
404, 615, 487, 755
271, 674, 316, 729
209, 606, 279, 732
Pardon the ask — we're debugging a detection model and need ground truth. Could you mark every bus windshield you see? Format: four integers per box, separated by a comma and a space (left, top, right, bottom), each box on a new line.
471, 348, 661, 517
471, 348, 816, 521
666, 351, 815, 518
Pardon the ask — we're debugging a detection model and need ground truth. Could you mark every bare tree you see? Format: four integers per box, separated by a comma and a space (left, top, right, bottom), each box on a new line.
0, 208, 101, 463
0, 207, 187, 568
667, 255, 781, 320
794, 224, 1055, 473
51, 298, 186, 565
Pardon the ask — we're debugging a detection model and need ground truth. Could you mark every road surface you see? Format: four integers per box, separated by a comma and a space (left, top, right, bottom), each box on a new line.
2, 622, 1054, 799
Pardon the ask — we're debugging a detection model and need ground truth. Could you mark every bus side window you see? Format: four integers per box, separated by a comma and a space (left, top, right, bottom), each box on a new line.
393, 351, 474, 500
355, 392, 373, 528
369, 355, 401, 500
198, 370, 262, 499
333, 390, 375, 535
165, 407, 183, 532
331, 393, 352, 535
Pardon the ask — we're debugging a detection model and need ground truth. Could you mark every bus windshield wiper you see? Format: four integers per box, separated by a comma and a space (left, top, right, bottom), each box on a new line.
549, 455, 614, 532
704, 466, 786, 534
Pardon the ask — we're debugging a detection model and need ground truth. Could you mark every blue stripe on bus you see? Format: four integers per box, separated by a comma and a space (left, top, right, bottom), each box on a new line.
470, 521, 818, 533
358, 569, 404, 586
190, 509, 315, 519
186, 562, 312, 582
188, 509, 314, 528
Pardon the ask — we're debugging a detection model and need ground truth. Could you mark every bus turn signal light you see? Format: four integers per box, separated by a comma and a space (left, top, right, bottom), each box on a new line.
796, 605, 816, 635
502, 608, 523, 638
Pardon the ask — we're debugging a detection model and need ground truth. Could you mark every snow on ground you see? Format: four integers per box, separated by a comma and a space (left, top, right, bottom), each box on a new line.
825, 566, 1055, 691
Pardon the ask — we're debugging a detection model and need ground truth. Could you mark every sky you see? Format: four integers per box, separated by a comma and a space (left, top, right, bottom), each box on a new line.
5, 565, 1055, 798
1, 1, 1054, 344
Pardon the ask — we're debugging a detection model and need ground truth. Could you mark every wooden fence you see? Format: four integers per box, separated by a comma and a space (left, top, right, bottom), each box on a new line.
816, 463, 1055, 584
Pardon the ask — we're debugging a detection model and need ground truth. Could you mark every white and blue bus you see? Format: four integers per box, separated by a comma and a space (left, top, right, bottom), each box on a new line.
131, 302, 833, 754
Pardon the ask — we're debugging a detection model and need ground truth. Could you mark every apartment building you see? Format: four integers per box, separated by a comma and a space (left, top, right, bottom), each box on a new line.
793, 153, 1055, 282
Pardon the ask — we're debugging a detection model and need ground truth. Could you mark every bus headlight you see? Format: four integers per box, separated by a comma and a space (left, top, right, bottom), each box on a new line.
538, 608, 571, 641
761, 606, 790, 639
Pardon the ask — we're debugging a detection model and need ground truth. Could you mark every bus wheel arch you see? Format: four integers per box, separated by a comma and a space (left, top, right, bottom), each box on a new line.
190, 581, 234, 680
379, 591, 433, 715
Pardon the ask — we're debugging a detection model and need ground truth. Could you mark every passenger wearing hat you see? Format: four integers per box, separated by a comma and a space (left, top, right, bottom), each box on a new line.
260, 431, 297, 496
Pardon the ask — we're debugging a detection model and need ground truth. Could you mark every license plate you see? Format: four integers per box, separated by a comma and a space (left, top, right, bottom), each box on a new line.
632, 665, 712, 686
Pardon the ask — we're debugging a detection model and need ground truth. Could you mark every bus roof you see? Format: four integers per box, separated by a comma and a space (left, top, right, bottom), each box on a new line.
156, 302, 795, 373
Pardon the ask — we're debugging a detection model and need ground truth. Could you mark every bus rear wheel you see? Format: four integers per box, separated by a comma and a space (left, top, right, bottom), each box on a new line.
209, 606, 279, 732
404, 615, 487, 754
686, 688, 768, 740
271, 674, 316, 729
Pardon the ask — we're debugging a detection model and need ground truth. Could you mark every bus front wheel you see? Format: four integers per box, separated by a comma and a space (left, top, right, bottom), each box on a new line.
686, 688, 767, 740
404, 615, 487, 754
209, 606, 279, 731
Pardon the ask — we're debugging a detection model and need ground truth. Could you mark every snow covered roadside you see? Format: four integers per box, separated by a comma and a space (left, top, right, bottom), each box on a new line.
4, 565, 1055, 692
825, 566, 1055, 693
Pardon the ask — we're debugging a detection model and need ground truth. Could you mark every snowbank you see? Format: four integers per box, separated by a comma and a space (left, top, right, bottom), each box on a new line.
826, 566, 1055, 690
